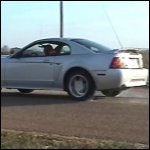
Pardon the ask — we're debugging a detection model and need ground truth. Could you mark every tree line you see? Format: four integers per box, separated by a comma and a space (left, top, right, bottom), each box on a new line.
1, 45, 10, 55
1, 45, 20, 55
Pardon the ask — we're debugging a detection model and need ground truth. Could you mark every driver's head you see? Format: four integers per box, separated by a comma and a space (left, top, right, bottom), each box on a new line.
44, 45, 53, 56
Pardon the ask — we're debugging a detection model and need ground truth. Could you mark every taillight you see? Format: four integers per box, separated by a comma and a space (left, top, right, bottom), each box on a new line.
110, 57, 127, 69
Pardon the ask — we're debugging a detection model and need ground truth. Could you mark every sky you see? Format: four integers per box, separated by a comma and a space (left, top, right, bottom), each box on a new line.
1, 1, 149, 49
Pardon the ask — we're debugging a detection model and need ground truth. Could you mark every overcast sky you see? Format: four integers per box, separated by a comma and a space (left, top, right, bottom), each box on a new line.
1, 1, 149, 48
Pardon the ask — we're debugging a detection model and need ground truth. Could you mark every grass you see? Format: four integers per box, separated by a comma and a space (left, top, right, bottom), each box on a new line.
1, 130, 149, 149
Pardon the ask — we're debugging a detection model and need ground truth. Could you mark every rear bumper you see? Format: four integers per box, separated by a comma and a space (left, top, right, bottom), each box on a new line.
91, 68, 148, 90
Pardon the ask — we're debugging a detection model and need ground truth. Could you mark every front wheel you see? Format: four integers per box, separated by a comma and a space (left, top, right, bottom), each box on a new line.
101, 89, 121, 97
66, 71, 95, 101
18, 89, 34, 94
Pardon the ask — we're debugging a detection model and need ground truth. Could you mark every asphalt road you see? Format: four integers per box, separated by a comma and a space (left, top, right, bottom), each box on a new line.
1, 87, 149, 144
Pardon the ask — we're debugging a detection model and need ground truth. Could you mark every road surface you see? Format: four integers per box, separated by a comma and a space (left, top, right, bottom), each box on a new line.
1, 87, 149, 145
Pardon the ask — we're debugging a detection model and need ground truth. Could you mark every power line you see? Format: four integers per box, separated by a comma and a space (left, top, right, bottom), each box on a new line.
101, 4, 123, 48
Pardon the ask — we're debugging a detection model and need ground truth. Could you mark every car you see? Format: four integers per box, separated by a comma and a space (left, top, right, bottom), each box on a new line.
1, 38, 148, 100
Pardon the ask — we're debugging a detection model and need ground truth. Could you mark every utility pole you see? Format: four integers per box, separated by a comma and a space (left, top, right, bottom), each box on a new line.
60, 1, 63, 37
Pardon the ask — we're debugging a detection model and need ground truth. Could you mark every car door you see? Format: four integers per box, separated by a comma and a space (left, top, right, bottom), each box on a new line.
52, 43, 72, 88
5, 42, 55, 89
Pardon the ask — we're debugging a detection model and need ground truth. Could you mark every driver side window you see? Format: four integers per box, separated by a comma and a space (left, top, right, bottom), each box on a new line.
20, 41, 71, 58
22, 44, 45, 57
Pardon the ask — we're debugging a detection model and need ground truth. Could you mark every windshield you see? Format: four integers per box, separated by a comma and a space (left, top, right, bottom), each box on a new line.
71, 39, 112, 53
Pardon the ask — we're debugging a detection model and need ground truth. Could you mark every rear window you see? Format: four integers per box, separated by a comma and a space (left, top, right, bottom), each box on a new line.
71, 39, 112, 53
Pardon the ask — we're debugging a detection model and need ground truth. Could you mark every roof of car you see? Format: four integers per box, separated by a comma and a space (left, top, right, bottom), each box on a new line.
35, 38, 83, 42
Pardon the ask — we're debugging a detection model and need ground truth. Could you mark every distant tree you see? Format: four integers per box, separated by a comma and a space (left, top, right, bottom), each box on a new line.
1, 45, 10, 51
1, 45, 10, 55
10, 47, 21, 55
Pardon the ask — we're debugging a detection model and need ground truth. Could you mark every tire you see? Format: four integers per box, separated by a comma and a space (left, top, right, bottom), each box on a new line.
66, 70, 95, 101
101, 89, 121, 97
18, 89, 34, 94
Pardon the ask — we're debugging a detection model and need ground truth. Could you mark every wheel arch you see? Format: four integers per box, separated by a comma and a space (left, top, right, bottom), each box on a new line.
63, 67, 95, 91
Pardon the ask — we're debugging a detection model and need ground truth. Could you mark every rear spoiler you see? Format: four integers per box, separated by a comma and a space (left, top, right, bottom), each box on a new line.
112, 48, 141, 54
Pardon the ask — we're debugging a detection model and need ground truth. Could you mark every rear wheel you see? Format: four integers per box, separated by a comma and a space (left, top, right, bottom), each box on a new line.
66, 71, 95, 101
101, 89, 121, 97
18, 89, 34, 94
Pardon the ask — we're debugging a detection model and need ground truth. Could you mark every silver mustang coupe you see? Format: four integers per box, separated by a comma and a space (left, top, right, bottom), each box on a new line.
1, 38, 148, 100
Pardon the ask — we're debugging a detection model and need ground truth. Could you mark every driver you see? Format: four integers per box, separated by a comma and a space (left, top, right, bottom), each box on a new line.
44, 45, 56, 56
